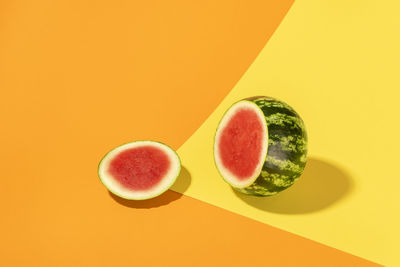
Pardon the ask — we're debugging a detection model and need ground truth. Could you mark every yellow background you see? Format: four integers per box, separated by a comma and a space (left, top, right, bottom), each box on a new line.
172, 0, 399, 265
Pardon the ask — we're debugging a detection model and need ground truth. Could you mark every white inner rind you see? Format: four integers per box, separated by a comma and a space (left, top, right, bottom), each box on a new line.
214, 100, 268, 188
98, 141, 181, 200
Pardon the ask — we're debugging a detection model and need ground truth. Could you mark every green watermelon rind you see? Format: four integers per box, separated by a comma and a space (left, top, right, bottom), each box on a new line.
214, 96, 308, 197
98, 140, 181, 200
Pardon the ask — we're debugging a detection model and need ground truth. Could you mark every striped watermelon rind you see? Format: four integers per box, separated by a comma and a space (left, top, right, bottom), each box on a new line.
214, 96, 308, 196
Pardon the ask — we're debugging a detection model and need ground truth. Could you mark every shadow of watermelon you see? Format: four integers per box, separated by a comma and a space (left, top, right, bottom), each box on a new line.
233, 157, 353, 214
108, 166, 191, 209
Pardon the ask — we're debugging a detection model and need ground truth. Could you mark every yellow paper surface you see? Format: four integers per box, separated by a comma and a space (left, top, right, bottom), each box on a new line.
172, 0, 399, 265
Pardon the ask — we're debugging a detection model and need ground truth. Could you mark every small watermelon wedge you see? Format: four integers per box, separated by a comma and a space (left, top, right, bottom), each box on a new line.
98, 141, 181, 200
214, 96, 308, 196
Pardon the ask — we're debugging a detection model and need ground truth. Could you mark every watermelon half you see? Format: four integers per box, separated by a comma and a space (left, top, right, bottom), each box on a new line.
98, 141, 181, 200
214, 96, 308, 196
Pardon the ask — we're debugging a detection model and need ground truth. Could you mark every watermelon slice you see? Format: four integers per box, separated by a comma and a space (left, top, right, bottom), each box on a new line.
98, 141, 181, 200
214, 96, 308, 196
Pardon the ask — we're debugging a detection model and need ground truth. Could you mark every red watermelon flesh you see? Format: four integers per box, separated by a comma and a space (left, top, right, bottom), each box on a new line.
218, 108, 264, 180
108, 146, 171, 190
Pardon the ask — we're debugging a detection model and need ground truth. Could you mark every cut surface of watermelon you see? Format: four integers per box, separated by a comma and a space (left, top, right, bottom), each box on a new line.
214, 101, 268, 188
98, 141, 181, 200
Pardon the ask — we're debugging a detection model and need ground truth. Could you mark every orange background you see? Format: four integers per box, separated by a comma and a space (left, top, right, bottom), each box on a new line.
0, 1, 379, 266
